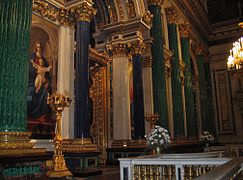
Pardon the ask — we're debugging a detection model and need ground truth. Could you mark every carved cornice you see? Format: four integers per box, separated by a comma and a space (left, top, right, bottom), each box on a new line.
142, 11, 153, 28
147, 0, 164, 7
142, 56, 152, 67
127, 40, 146, 56
179, 22, 191, 38
75, 2, 97, 22
165, 7, 179, 24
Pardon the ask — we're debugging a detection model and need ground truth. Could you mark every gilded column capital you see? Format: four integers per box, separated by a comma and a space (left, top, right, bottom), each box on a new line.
142, 11, 153, 28
57, 8, 75, 26
127, 40, 146, 56
179, 22, 191, 38
165, 7, 179, 24
195, 44, 204, 55
142, 56, 153, 67
74, 2, 97, 22
107, 43, 128, 57
147, 0, 164, 6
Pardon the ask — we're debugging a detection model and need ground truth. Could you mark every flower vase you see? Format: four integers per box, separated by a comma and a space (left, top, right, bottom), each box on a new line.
155, 147, 161, 155
205, 143, 209, 148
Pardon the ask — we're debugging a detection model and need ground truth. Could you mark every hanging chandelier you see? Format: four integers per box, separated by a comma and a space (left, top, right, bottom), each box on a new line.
227, 0, 243, 70
227, 36, 243, 70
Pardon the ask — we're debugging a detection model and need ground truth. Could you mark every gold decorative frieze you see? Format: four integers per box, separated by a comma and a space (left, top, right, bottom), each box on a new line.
142, 11, 153, 28
32, 0, 58, 22
147, 0, 164, 6
165, 7, 179, 24
179, 22, 191, 38
75, 2, 97, 22
127, 40, 146, 56
142, 56, 153, 67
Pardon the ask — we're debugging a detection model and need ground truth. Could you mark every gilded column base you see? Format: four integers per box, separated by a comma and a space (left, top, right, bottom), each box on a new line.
62, 138, 98, 152
111, 139, 146, 148
0, 132, 46, 155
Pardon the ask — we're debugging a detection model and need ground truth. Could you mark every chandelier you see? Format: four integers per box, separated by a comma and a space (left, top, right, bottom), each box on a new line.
227, 36, 243, 70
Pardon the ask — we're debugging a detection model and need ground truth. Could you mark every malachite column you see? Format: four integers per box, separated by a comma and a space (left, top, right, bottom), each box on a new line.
166, 8, 185, 138
0, 0, 37, 153
74, 2, 96, 138
196, 48, 208, 132
179, 24, 197, 137
129, 40, 146, 139
204, 61, 216, 133
148, 0, 168, 129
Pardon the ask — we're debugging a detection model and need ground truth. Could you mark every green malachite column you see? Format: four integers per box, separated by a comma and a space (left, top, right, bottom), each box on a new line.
204, 62, 216, 133
148, 1, 168, 129
196, 51, 208, 131
167, 11, 185, 137
0, 0, 32, 132
179, 24, 197, 137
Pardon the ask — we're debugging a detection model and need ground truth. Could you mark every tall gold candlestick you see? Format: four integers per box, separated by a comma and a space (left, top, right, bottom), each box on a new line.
46, 92, 72, 177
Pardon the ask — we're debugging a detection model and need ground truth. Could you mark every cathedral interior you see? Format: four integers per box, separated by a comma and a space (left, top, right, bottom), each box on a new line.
0, 0, 243, 179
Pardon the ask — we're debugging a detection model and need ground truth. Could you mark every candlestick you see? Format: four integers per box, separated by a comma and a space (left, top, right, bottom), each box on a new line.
46, 92, 72, 177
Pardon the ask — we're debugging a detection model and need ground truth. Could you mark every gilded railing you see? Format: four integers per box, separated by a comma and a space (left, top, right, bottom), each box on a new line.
119, 152, 230, 180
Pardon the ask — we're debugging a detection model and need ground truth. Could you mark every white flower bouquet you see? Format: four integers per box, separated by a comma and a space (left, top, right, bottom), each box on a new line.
145, 125, 171, 148
200, 130, 214, 143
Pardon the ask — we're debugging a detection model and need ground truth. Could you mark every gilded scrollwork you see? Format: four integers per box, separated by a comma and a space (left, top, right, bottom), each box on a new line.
32, 0, 58, 22
33, 0, 97, 25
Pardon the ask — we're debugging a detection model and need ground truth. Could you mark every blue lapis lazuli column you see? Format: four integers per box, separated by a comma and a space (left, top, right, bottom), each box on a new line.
74, 21, 90, 138
132, 54, 145, 139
